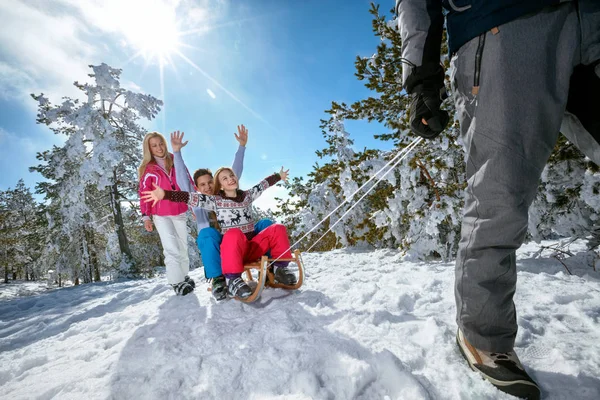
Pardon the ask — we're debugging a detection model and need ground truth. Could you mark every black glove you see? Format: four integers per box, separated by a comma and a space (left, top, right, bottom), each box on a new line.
405, 63, 450, 139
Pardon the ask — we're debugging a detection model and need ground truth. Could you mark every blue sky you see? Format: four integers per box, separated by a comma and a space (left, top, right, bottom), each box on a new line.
0, 0, 395, 209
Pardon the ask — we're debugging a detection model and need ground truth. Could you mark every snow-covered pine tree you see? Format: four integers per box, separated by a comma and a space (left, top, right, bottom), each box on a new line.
0, 188, 17, 283
30, 145, 97, 285
0, 192, 8, 283
0, 180, 42, 281
274, 175, 339, 252
280, 113, 378, 250
127, 212, 164, 277
278, 3, 600, 261
31, 63, 163, 278
277, 4, 465, 259
529, 135, 600, 252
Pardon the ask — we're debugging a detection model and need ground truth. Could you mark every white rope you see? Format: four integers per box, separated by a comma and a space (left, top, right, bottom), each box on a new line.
304, 136, 422, 253
268, 136, 422, 267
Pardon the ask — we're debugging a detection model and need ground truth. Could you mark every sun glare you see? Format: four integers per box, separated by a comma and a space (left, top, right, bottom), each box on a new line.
124, 3, 181, 64
117, 0, 272, 132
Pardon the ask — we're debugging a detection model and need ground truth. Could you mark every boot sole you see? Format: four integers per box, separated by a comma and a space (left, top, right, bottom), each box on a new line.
456, 333, 541, 400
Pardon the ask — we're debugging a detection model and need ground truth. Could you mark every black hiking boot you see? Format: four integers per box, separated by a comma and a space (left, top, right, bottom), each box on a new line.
274, 266, 297, 285
227, 277, 252, 299
211, 275, 227, 301
184, 275, 196, 289
172, 280, 194, 296
456, 330, 541, 400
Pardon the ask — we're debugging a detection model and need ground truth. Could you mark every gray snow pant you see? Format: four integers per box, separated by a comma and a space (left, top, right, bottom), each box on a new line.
451, 1, 600, 352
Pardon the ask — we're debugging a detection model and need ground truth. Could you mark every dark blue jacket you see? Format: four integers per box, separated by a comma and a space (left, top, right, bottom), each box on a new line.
396, 0, 565, 74
443, 0, 562, 55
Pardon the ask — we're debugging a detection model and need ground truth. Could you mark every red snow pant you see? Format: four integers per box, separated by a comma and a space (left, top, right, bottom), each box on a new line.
220, 224, 292, 274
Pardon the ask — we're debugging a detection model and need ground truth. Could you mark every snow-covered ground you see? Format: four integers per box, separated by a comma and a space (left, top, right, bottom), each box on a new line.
1, 240, 599, 400
0, 280, 57, 301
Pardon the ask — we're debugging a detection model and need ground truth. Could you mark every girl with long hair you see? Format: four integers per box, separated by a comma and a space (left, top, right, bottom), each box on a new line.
138, 132, 195, 295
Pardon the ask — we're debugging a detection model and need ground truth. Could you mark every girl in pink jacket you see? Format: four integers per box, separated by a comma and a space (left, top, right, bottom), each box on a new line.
138, 132, 195, 296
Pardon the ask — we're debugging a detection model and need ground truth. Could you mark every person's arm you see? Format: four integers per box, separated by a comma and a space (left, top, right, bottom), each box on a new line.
174, 151, 194, 192
171, 131, 195, 192
139, 171, 158, 232
248, 167, 288, 202
397, 0, 449, 139
232, 124, 248, 179
396, 0, 444, 84
141, 184, 217, 211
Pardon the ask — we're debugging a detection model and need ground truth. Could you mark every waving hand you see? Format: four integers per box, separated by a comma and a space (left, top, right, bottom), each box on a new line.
170, 130, 188, 152
234, 124, 248, 147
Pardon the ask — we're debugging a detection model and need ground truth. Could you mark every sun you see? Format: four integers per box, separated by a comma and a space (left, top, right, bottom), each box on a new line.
116, 0, 271, 133
136, 22, 180, 64
123, 3, 181, 64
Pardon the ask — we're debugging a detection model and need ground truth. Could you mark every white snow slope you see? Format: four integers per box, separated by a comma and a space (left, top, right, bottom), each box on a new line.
1, 240, 599, 400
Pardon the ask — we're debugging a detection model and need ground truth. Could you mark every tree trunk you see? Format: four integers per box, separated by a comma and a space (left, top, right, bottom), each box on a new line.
3, 265, 8, 284
110, 171, 135, 274
81, 231, 92, 284
89, 231, 101, 282
93, 262, 101, 282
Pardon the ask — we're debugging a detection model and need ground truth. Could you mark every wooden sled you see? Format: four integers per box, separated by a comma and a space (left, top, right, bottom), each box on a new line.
238, 249, 305, 303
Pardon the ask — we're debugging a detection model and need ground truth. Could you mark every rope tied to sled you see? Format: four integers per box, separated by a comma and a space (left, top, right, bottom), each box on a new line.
268, 136, 423, 268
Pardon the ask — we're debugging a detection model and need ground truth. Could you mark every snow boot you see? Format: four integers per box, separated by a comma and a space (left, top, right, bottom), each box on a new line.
456, 330, 540, 400
211, 275, 227, 301
184, 275, 196, 289
273, 264, 297, 286
172, 280, 194, 296
227, 277, 252, 299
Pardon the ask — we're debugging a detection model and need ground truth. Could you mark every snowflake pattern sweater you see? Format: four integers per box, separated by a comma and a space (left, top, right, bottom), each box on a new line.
163, 173, 281, 239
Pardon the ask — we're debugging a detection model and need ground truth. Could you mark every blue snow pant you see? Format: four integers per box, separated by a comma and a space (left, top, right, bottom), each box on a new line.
197, 219, 274, 279
451, 1, 600, 352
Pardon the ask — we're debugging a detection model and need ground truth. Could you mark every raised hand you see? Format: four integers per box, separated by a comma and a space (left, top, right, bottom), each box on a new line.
170, 130, 188, 152
279, 166, 290, 183
141, 183, 166, 207
234, 124, 248, 147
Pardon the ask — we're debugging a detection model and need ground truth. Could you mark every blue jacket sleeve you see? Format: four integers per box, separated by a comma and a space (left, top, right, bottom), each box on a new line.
232, 145, 245, 181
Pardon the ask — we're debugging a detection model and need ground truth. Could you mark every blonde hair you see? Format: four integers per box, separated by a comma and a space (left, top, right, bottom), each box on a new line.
138, 132, 173, 180
213, 167, 237, 194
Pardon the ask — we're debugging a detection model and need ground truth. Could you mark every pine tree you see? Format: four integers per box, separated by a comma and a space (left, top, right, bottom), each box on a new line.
0, 180, 41, 282
31, 64, 163, 278
278, 2, 599, 262
0, 190, 13, 283
277, 4, 465, 259
529, 136, 600, 250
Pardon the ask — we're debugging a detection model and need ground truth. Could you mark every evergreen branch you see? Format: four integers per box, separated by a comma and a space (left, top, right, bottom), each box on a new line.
553, 255, 572, 275
416, 159, 440, 205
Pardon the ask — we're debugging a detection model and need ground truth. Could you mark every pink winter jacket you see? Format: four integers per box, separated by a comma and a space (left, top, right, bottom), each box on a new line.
139, 156, 192, 218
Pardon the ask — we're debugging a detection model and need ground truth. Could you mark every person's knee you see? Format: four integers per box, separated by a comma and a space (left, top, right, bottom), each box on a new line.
271, 223, 287, 234
198, 227, 221, 240
197, 227, 222, 246
255, 218, 274, 233
223, 228, 245, 241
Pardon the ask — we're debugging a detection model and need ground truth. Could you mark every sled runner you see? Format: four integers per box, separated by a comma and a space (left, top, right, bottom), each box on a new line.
238, 249, 305, 303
